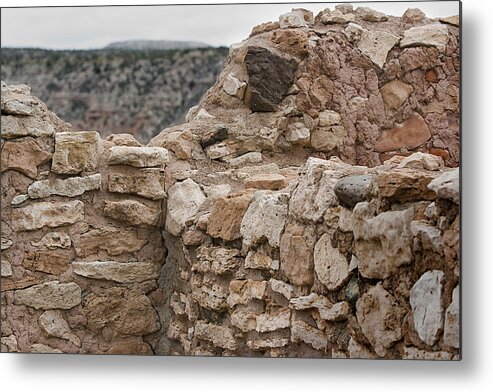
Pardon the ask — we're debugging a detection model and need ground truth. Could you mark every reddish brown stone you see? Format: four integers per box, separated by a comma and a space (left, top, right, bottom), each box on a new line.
23, 250, 70, 275
271, 29, 309, 58
1, 276, 40, 292
1, 138, 51, 179
375, 113, 431, 153
207, 191, 253, 241
106, 338, 153, 355
429, 147, 450, 161
425, 69, 439, 82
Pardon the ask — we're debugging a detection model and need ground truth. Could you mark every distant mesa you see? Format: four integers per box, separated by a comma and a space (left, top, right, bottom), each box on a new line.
104, 40, 211, 50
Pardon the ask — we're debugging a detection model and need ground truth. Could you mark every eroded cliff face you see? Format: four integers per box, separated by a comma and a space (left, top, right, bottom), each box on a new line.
1, 5, 459, 359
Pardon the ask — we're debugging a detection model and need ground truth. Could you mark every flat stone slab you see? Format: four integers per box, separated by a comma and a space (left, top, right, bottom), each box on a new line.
14, 281, 81, 309
51, 131, 101, 174
72, 261, 158, 283
28, 174, 101, 199
12, 200, 84, 231
108, 146, 169, 167
108, 168, 165, 200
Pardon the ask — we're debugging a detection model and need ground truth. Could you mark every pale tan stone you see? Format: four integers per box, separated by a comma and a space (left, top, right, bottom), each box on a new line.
108, 146, 169, 167
207, 191, 253, 241
73, 261, 158, 283
444, 285, 460, 349
72, 227, 146, 257
240, 191, 289, 249
12, 201, 84, 231
380, 80, 413, 110
357, 29, 399, 68
356, 285, 405, 357
194, 321, 236, 350
84, 287, 160, 335
256, 308, 291, 332
30, 343, 62, 353
353, 204, 414, 279
104, 200, 161, 227
314, 233, 350, 291
400, 24, 450, 52
1, 115, 55, 139
291, 319, 327, 351
14, 281, 81, 310
28, 174, 101, 199
244, 173, 288, 190
280, 222, 316, 286
227, 280, 267, 307
38, 310, 81, 347
51, 131, 100, 174
31, 232, 71, 250
108, 168, 165, 200
166, 178, 206, 235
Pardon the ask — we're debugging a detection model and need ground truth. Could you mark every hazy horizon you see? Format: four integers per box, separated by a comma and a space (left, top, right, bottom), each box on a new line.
1, 2, 459, 50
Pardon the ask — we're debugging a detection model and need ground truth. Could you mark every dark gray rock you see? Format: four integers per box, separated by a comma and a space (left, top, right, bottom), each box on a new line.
334, 174, 373, 208
244, 46, 298, 112
200, 127, 229, 148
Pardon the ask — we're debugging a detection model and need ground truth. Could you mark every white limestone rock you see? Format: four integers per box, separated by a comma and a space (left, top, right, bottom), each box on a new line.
28, 174, 101, 199
31, 232, 72, 250
400, 24, 450, 52
38, 310, 81, 347
357, 29, 400, 68
240, 190, 289, 249
410, 270, 445, 346
444, 285, 460, 349
314, 233, 350, 291
427, 168, 459, 204
165, 178, 206, 236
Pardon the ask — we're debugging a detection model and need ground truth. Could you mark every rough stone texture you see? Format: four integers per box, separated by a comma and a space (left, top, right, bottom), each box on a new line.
380, 80, 413, 110
166, 178, 206, 236
207, 191, 253, 241
38, 310, 81, 347
244, 46, 298, 112
31, 232, 71, 250
356, 285, 405, 357
104, 200, 161, 227
1, 138, 52, 179
428, 168, 459, 204
240, 191, 289, 249
279, 222, 316, 286
400, 24, 450, 52
73, 261, 157, 283
1, 260, 13, 277
84, 287, 160, 335
244, 173, 288, 190
12, 200, 84, 231
256, 308, 291, 332
310, 125, 346, 152
375, 113, 431, 153
291, 319, 327, 351
108, 168, 165, 200
194, 321, 236, 350
1, 6, 459, 359
51, 131, 100, 174
14, 281, 81, 310
357, 29, 399, 68
444, 286, 460, 349
108, 146, 169, 167
334, 174, 373, 208
353, 205, 414, 279
28, 174, 101, 199
314, 233, 350, 291
227, 280, 267, 307
410, 270, 445, 346
72, 227, 146, 257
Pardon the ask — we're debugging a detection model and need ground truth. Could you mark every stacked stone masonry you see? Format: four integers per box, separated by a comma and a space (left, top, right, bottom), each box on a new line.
1, 6, 459, 359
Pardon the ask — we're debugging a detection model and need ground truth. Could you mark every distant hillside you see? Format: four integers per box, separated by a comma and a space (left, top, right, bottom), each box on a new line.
1, 47, 228, 142
104, 40, 210, 50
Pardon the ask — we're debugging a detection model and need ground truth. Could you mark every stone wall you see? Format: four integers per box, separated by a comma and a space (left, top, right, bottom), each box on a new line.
1, 5, 460, 359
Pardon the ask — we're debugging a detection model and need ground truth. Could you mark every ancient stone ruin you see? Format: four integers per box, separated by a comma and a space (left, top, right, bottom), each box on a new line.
1, 6, 460, 359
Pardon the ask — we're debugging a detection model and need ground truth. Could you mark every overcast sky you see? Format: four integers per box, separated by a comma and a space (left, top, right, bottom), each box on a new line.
1, 1, 459, 49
